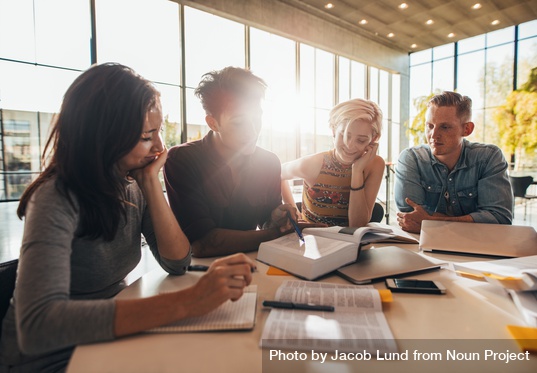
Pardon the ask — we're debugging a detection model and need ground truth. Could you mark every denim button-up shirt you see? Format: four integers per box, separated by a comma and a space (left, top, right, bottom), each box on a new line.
395, 139, 513, 225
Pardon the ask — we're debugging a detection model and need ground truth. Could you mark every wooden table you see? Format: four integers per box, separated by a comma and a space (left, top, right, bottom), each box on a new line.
67, 245, 537, 373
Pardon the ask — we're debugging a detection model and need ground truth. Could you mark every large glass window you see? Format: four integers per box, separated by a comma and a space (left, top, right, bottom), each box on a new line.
0, 0, 35, 62
314, 49, 334, 155
96, 0, 182, 144
338, 57, 351, 103
96, 0, 180, 84
409, 20, 537, 172
377, 70, 389, 160
185, 88, 206, 142
391, 74, 401, 160
456, 50, 486, 143
485, 44, 514, 108
432, 44, 454, 60
486, 26, 514, 47
315, 50, 335, 110
0, 61, 80, 113
299, 45, 316, 156
517, 38, 537, 89
432, 58, 454, 92
34, 0, 91, 69
409, 63, 431, 119
519, 20, 537, 39
350, 61, 366, 99
369, 67, 379, 103
0, 0, 90, 69
1, 110, 39, 200
0, 1, 403, 203
456, 50, 485, 109
0, 62, 80, 201
250, 29, 297, 163
183, 6, 245, 140
0, 0, 91, 202
409, 49, 431, 66
184, 6, 245, 87
458, 34, 485, 54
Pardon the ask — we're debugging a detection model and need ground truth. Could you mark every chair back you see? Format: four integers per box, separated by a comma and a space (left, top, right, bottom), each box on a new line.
509, 176, 534, 198
0, 259, 18, 338
370, 202, 385, 223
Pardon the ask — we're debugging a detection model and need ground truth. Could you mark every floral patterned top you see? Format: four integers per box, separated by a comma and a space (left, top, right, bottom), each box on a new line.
301, 149, 352, 226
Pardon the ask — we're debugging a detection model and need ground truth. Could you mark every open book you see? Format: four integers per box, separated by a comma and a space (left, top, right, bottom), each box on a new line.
147, 285, 257, 333
260, 280, 397, 354
303, 222, 418, 246
257, 223, 418, 280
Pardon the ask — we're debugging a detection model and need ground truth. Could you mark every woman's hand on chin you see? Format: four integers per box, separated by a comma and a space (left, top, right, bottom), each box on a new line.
127, 147, 167, 186
352, 142, 378, 172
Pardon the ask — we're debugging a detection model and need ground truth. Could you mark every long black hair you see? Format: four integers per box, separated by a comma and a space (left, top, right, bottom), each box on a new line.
17, 63, 159, 241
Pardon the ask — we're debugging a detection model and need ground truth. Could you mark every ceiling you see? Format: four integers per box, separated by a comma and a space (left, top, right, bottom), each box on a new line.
281, 0, 537, 52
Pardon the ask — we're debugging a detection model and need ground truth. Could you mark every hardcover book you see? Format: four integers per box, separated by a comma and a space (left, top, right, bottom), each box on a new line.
257, 223, 418, 280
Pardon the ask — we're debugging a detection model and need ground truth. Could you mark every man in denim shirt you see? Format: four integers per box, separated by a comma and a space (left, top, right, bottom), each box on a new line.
395, 91, 513, 233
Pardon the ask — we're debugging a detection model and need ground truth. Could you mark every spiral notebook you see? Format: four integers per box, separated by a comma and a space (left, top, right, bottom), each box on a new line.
147, 285, 257, 333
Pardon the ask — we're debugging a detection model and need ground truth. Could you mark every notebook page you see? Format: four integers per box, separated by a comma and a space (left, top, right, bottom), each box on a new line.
148, 285, 257, 333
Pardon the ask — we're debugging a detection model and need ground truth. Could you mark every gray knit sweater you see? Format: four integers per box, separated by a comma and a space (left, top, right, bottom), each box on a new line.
0, 178, 191, 372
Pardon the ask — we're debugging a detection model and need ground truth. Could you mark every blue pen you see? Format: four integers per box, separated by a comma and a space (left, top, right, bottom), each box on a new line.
286, 210, 305, 242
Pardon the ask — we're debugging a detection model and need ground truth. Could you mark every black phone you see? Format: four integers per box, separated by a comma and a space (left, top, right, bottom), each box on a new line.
385, 278, 446, 294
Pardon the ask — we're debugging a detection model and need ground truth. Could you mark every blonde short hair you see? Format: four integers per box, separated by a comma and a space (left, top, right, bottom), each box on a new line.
328, 98, 383, 140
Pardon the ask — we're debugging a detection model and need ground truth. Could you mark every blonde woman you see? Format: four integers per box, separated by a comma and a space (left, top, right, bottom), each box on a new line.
282, 98, 385, 227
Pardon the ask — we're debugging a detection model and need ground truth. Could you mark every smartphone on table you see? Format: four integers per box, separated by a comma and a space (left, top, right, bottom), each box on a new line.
385, 278, 446, 295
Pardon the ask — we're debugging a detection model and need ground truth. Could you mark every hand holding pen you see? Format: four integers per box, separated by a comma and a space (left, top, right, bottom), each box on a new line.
286, 210, 305, 242
270, 204, 326, 238
186, 253, 257, 316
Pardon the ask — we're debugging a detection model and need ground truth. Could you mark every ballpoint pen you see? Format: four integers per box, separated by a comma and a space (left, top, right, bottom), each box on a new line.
187, 264, 210, 272
262, 300, 334, 312
286, 210, 305, 242
188, 264, 258, 273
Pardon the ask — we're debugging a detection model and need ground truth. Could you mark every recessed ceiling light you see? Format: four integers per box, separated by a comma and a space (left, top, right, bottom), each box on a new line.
491, 20, 500, 25
387, 33, 395, 38
399, 3, 409, 9
324, 3, 334, 9
359, 19, 368, 25
447, 33, 456, 38
426, 19, 434, 25
411, 44, 418, 49
472, 3, 482, 10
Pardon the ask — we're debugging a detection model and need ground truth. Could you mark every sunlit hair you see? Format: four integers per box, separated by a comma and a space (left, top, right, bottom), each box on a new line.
17, 63, 160, 241
194, 66, 267, 119
428, 91, 472, 123
328, 98, 383, 140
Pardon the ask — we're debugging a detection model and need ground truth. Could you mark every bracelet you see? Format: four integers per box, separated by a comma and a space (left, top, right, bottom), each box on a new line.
349, 183, 365, 191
